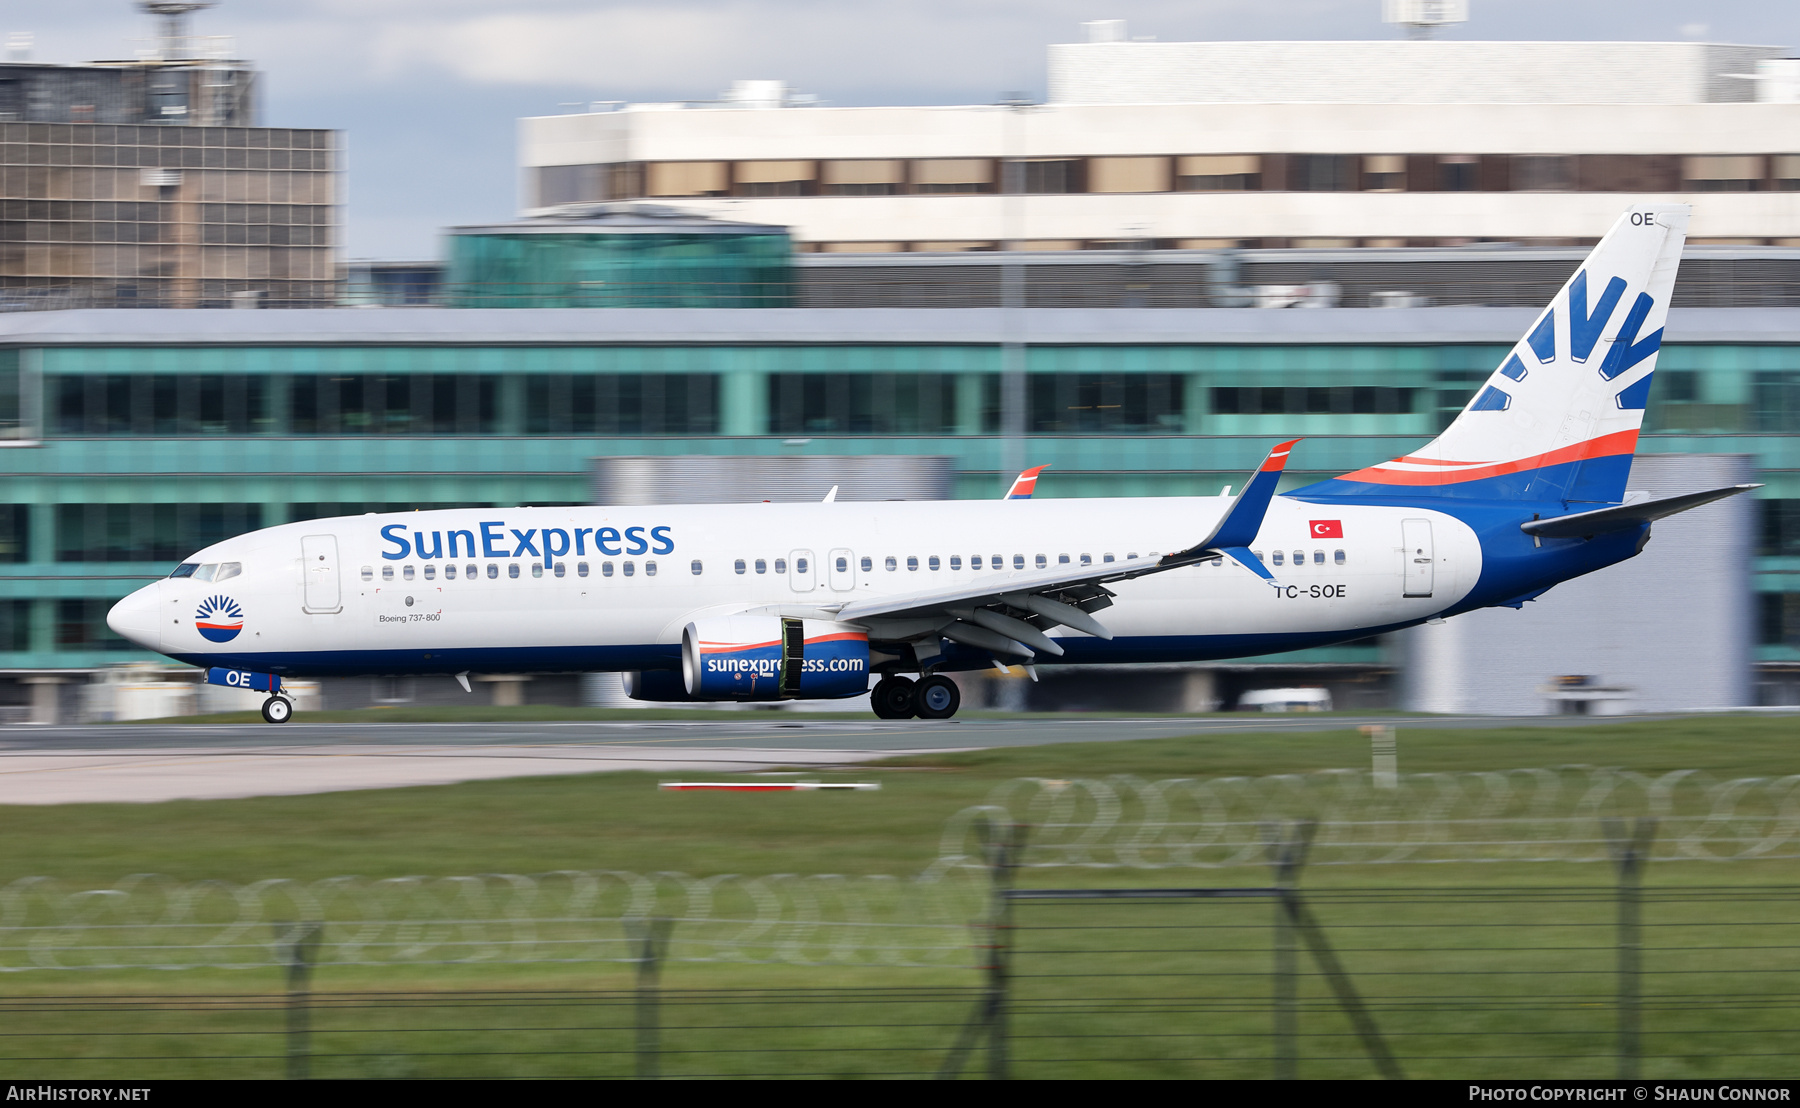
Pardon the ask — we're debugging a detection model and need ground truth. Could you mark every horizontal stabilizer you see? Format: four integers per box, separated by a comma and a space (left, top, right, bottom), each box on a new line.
1521, 484, 1760, 539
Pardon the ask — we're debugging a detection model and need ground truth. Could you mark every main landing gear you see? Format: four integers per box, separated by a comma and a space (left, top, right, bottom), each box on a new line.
871, 675, 962, 720
261, 695, 293, 724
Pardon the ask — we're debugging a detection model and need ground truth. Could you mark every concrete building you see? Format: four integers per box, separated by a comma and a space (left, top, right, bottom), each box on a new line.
0, 303, 1794, 717
0, 3, 339, 309
519, 38, 1800, 253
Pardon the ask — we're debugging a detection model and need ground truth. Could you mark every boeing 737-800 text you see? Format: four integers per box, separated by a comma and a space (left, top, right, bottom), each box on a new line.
107, 204, 1753, 723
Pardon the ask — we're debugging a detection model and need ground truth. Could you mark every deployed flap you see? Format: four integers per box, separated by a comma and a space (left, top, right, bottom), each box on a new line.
1521, 483, 1760, 539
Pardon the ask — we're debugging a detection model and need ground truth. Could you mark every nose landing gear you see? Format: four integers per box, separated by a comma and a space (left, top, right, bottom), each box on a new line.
261, 696, 293, 724
870, 674, 961, 720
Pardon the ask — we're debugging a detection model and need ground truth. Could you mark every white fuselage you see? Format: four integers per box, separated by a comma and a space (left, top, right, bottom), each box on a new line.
110, 495, 1479, 675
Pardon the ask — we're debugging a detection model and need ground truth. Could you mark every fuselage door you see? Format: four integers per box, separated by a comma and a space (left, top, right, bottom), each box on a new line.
1401, 519, 1434, 598
789, 549, 815, 592
301, 534, 342, 613
828, 548, 856, 591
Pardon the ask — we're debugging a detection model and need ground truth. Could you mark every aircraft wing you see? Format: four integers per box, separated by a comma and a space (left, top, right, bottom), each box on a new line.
824, 440, 1299, 660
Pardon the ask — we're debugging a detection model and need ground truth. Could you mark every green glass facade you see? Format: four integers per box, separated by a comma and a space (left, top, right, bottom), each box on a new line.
1, 313, 1795, 672
445, 231, 794, 308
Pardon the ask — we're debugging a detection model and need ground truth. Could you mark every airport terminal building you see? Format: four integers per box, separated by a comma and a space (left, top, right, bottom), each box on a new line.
0, 29, 1795, 719
0, 297, 1793, 717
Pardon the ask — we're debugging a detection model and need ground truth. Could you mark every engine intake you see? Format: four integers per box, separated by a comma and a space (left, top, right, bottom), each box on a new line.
683, 616, 869, 701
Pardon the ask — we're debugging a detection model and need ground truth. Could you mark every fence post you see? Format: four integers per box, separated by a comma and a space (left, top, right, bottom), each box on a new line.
275, 920, 322, 1081
1606, 817, 1656, 1081
1268, 821, 1312, 1080
986, 820, 1023, 1081
937, 817, 1027, 1080
627, 917, 673, 1080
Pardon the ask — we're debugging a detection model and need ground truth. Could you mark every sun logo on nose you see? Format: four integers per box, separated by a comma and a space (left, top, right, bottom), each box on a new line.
194, 595, 244, 643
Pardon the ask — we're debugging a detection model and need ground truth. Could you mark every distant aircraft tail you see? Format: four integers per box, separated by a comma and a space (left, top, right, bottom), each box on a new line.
1299, 203, 1689, 504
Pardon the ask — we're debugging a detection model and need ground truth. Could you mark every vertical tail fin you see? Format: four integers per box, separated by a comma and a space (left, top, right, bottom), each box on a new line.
1311, 204, 1689, 503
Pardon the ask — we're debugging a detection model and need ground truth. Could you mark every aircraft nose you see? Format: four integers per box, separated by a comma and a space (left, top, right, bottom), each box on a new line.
107, 583, 162, 652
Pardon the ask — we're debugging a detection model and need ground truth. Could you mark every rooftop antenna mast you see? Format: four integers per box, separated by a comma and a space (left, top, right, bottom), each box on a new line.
1381, 0, 1468, 40
139, 1, 214, 61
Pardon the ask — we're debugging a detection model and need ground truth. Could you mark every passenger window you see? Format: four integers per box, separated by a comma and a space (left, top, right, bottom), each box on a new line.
424, 564, 436, 580
1035, 554, 1047, 568
360, 566, 373, 582
1272, 551, 1284, 566
928, 555, 940, 571
1313, 550, 1324, 565
1058, 554, 1069, 565
950, 555, 962, 570
1013, 555, 1025, 569
381, 565, 393, 582
1210, 556, 1223, 566
1103, 554, 1115, 563
170, 563, 198, 579
445, 564, 456, 580
1127, 552, 1138, 559
885, 556, 897, 571
467, 564, 478, 579
906, 556, 918, 571
578, 562, 589, 577
691, 560, 703, 575
531, 564, 543, 578
1253, 550, 1264, 562
860, 556, 872, 572
646, 561, 658, 576
991, 553, 1002, 568
1335, 549, 1346, 565
554, 562, 566, 578
404, 565, 416, 581
215, 562, 242, 582
774, 558, 787, 574
836, 556, 848, 573
624, 561, 636, 577
602, 561, 614, 577
972, 555, 983, 570
1080, 554, 1091, 566
1292, 550, 1303, 565
509, 563, 522, 579
755, 559, 767, 575
735, 559, 746, 575
487, 563, 499, 579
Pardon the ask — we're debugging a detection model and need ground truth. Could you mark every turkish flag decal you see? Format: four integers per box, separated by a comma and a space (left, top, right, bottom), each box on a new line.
1310, 520, 1344, 538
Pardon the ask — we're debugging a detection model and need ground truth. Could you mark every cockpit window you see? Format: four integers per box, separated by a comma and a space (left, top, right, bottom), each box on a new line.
169, 563, 198, 578
214, 562, 242, 582
191, 564, 218, 582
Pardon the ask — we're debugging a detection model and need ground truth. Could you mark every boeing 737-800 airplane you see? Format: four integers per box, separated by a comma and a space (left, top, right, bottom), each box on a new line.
108, 204, 1754, 723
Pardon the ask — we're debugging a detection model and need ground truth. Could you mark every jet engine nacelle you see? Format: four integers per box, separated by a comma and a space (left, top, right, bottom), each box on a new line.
682, 616, 870, 701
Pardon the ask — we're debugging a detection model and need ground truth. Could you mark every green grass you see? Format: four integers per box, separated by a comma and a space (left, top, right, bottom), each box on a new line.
4, 715, 1795, 884
2, 715, 1798, 1079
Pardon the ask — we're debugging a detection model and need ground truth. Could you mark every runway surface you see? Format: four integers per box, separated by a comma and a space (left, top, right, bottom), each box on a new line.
0, 712, 1730, 805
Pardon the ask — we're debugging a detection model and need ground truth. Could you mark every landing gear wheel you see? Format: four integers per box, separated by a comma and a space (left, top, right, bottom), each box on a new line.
261, 696, 293, 724
914, 675, 961, 720
871, 676, 917, 719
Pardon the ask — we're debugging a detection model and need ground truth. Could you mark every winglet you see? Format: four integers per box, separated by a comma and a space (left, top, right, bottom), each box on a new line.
1153, 438, 1298, 584
822, 485, 839, 503
1208, 438, 1300, 549
1004, 465, 1048, 500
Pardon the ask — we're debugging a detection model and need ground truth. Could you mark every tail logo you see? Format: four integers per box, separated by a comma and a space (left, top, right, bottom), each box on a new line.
195, 595, 244, 643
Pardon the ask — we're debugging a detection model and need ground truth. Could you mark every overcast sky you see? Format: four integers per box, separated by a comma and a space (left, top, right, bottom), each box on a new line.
11, 1, 1793, 259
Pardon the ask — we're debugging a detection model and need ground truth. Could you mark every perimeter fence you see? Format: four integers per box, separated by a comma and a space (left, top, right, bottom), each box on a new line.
3, 768, 1800, 1078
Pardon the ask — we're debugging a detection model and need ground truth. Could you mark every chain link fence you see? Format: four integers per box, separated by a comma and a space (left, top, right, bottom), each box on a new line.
3, 770, 1800, 1078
